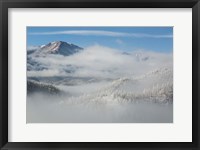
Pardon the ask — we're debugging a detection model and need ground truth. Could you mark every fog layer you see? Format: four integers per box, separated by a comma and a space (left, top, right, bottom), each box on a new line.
27, 45, 173, 123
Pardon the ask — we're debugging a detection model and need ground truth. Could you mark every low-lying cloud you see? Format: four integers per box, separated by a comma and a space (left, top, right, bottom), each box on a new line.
27, 45, 173, 123
27, 45, 173, 78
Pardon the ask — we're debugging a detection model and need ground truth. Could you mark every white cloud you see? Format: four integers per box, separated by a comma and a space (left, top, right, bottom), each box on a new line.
28, 45, 172, 78
27, 69, 61, 77
27, 46, 40, 51
29, 30, 172, 38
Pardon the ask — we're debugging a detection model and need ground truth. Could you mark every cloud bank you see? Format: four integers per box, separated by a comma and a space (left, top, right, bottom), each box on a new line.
27, 45, 173, 78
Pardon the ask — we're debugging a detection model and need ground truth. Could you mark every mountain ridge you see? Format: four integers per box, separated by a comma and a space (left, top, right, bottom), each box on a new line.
29, 41, 83, 56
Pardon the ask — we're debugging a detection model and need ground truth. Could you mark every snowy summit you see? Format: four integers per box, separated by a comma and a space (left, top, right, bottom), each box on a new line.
31, 41, 83, 56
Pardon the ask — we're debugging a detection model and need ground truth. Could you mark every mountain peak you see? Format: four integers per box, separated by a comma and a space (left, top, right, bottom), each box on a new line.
32, 41, 83, 56
50, 41, 67, 45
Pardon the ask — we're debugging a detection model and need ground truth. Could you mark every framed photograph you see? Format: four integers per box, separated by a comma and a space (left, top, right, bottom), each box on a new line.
0, 0, 199, 149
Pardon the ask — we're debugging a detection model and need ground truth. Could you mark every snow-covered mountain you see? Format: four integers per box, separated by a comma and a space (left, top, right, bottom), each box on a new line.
30, 41, 83, 57
27, 41, 83, 71
27, 67, 172, 105
59, 67, 173, 104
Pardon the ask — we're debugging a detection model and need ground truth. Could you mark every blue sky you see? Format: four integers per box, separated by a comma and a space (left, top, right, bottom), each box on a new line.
27, 27, 173, 53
